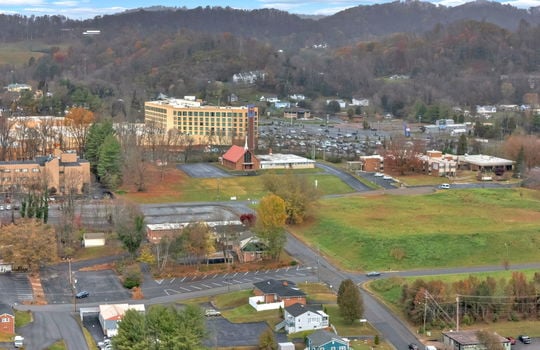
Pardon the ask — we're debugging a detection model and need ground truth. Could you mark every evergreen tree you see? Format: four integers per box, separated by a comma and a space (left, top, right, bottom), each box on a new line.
337, 279, 364, 324
97, 133, 122, 189
457, 134, 468, 155
85, 120, 115, 173
513, 146, 525, 178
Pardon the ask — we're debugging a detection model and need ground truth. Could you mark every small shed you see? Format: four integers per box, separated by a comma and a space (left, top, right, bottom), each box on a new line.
278, 342, 295, 350
83, 233, 106, 247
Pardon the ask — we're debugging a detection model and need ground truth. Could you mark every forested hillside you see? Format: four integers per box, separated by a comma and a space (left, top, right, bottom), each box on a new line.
0, 1, 539, 123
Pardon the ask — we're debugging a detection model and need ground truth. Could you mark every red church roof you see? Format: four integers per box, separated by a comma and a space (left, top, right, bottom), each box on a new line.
223, 145, 247, 162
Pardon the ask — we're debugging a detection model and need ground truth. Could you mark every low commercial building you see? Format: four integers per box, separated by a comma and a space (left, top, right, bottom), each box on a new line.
258, 153, 315, 170
99, 304, 145, 337
359, 155, 384, 172
82, 233, 106, 248
442, 330, 510, 350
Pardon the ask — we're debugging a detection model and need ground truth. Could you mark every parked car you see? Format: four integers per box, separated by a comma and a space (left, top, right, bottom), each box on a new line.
408, 344, 419, 350
75, 290, 89, 299
507, 337, 516, 345
519, 335, 531, 344
374, 172, 384, 177
205, 308, 221, 317
382, 175, 393, 180
439, 183, 451, 189
366, 271, 382, 277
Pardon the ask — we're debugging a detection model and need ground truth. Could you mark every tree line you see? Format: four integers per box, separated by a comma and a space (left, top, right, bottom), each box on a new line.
401, 272, 540, 329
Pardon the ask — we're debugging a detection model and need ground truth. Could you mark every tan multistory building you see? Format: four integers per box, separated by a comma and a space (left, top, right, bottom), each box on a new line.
0, 149, 90, 195
144, 96, 258, 149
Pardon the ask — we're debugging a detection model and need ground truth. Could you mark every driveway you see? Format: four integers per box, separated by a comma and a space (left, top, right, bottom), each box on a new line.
177, 163, 231, 178
316, 163, 372, 192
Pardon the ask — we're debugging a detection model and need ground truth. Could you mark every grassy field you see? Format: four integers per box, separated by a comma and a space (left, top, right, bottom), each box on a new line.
291, 188, 540, 271
121, 166, 354, 203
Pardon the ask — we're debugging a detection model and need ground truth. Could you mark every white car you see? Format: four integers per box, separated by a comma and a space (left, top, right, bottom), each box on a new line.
383, 175, 393, 180
439, 183, 451, 189
205, 308, 221, 317
374, 172, 384, 177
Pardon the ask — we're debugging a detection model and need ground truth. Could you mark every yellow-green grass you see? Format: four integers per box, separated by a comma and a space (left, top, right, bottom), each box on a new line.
213, 290, 252, 309
291, 188, 540, 271
221, 304, 282, 326
324, 304, 379, 336
0, 332, 11, 342
125, 172, 354, 203
297, 282, 336, 303
46, 340, 66, 350
15, 310, 32, 328
73, 243, 124, 261
0, 42, 45, 66
350, 340, 393, 350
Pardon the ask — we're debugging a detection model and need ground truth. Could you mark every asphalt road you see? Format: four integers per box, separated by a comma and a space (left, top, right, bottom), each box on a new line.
18, 311, 87, 350
316, 163, 372, 192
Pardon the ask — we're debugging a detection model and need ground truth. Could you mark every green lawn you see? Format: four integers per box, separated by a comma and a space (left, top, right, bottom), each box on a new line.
291, 188, 540, 271
14, 310, 32, 328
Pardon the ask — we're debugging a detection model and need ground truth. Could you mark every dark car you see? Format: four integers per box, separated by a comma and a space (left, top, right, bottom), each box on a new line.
75, 290, 89, 299
519, 336, 531, 344
507, 337, 516, 345
408, 344, 419, 350
366, 271, 382, 277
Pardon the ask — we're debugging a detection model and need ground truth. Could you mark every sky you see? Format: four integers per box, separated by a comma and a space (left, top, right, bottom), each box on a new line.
0, 0, 538, 20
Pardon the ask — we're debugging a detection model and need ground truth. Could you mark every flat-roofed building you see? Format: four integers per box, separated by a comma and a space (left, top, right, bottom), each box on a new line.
258, 153, 315, 170
144, 97, 258, 148
0, 148, 90, 194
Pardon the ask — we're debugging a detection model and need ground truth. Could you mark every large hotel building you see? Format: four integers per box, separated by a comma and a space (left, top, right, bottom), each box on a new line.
144, 97, 258, 149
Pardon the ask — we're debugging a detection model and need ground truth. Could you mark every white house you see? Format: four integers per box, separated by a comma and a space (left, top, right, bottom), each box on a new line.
351, 97, 370, 107
476, 105, 497, 114
326, 99, 347, 109
277, 303, 329, 334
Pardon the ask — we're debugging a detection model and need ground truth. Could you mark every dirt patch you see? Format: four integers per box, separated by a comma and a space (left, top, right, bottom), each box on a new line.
24, 273, 47, 305
120, 164, 186, 201
79, 263, 115, 271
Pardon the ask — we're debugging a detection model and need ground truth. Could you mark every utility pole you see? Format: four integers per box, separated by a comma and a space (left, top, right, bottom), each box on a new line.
423, 290, 428, 335
317, 245, 321, 283
456, 295, 460, 331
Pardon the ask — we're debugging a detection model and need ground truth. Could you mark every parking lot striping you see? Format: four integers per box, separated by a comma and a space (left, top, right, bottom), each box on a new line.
265, 270, 270, 273
180, 277, 186, 282
243, 272, 249, 276
200, 284, 212, 289
164, 289, 180, 295
253, 277, 264, 281
191, 276, 198, 281
212, 274, 218, 278
155, 279, 164, 285
170, 278, 175, 283
190, 285, 202, 290
212, 282, 222, 287
232, 272, 238, 277
179, 287, 191, 292
232, 279, 243, 284
223, 273, 229, 277
254, 271, 259, 274
203, 274, 208, 279
223, 280, 232, 285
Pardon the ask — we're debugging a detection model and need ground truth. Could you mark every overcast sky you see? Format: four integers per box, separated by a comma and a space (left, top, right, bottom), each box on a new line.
0, 0, 538, 20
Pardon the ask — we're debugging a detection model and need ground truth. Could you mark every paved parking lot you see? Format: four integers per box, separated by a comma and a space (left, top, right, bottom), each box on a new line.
141, 266, 316, 299
204, 318, 271, 347
178, 163, 231, 178
41, 265, 130, 304
0, 272, 33, 304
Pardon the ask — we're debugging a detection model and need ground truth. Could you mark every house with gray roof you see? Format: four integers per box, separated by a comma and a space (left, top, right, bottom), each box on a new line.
250, 279, 307, 311
277, 302, 329, 334
305, 329, 349, 350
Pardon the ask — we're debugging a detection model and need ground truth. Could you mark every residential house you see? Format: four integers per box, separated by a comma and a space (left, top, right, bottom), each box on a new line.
0, 304, 14, 334
326, 99, 347, 109
233, 71, 265, 84
0, 260, 12, 273
274, 101, 291, 109
476, 105, 497, 114
221, 144, 259, 171
82, 233, 106, 247
289, 94, 306, 101
279, 303, 329, 334
5, 83, 32, 93
351, 97, 370, 107
305, 330, 350, 350
250, 279, 306, 311
99, 304, 145, 337
260, 95, 279, 103
442, 330, 510, 350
